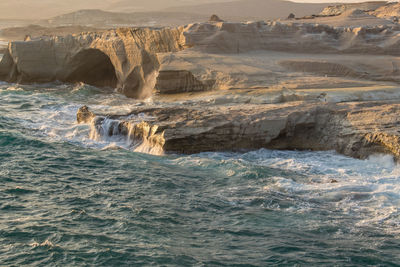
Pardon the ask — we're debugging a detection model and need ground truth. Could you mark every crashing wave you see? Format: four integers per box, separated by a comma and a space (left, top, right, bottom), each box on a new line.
77, 106, 165, 155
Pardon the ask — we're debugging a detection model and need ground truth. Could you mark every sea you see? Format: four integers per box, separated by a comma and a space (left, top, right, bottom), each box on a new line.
1, 82, 400, 266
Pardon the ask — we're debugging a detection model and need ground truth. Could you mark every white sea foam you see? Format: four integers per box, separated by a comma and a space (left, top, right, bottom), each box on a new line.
3, 83, 400, 233
2, 83, 162, 154
174, 149, 400, 235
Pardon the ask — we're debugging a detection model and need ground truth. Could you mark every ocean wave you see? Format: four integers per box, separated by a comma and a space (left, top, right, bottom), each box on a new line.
1, 82, 400, 265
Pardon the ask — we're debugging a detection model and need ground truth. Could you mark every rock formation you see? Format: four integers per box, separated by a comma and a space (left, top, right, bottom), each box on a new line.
77, 101, 400, 161
287, 13, 295, 19
77, 106, 165, 155
2, 20, 400, 97
209, 14, 224, 22
320, 1, 387, 16
180, 21, 400, 54
0, 27, 183, 98
77, 105, 95, 123
372, 2, 400, 19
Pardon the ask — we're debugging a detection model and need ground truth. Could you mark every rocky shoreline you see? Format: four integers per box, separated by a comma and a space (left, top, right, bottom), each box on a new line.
77, 100, 400, 160
2, 5, 400, 159
1, 19, 400, 98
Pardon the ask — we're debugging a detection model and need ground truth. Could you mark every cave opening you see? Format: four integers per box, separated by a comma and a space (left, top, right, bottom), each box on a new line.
65, 49, 118, 88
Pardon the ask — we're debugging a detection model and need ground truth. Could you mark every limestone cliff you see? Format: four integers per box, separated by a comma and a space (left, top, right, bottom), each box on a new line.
2, 21, 400, 97
180, 21, 400, 55
77, 106, 165, 155
0, 27, 183, 98
78, 101, 400, 161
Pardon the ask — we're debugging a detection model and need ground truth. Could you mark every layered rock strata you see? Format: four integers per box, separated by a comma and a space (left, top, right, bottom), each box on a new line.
0, 28, 183, 98
77, 106, 165, 155
77, 101, 400, 160
2, 21, 400, 97
180, 21, 400, 54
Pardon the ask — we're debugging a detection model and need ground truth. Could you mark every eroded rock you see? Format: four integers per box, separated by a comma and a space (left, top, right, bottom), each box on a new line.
0, 27, 183, 98
77, 106, 165, 155
76, 101, 400, 161
77, 105, 95, 124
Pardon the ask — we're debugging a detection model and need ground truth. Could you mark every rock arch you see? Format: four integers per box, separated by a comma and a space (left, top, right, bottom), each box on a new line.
65, 48, 118, 88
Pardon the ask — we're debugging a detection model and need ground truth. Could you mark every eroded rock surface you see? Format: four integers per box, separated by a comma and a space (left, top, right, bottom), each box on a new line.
181, 21, 400, 54
77, 108, 165, 155
77, 101, 400, 160
0, 27, 183, 98
2, 19, 400, 97
320, 2, 387, 16
77, 105, 95, 123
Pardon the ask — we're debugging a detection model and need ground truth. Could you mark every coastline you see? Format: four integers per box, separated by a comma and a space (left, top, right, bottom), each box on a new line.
1, 10, 400, 160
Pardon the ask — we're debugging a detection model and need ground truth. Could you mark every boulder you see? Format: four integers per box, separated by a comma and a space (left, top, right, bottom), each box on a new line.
209, 14, 224, 22
287, 13, 295, 19
77, 105, 95, 124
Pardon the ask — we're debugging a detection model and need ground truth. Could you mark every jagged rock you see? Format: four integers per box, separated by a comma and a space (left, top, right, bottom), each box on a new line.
287, 13, 295, 19
78, 101, 400, 161
77, 105, 95, 123
180, 21, 400, 54
0, 27, 183, 98
209, 14, 224, 22
2, 21, 400, 98
78, 106, 165, 154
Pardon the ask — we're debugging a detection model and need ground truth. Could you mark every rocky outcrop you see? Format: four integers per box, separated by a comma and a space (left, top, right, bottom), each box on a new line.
320, 1, 387, 16
155, 70, 214, 94
3, 20, 400, 97
209, 15, 224, 22
77, 105, 95, 123
372, 2, 400, 19
0, 27, 183, 98
180, 21, 400, 55
77, 101, 400, 160
77, 106, 165, 155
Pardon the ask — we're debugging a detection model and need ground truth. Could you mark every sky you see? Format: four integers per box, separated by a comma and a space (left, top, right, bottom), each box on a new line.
292, 0, 397, 3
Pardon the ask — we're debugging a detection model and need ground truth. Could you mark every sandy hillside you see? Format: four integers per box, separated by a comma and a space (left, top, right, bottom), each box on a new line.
287, 8, 395, 26
0, 0, 236, 20
0, 25, 103, 41
320, 1, 387, 16
40, 10, 208, 28
372, 2, 400, 18
165, 0, 333, 20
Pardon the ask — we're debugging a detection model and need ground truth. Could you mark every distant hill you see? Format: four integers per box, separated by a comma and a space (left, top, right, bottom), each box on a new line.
372, 2, 400, 18
106, 0, 235, 13
39, 9, 208, 28
320, 1, 387, 16
0, 0, 235, 20
164, 0, 334, 20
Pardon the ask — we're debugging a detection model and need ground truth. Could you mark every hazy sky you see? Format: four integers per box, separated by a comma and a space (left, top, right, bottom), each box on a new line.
292, 0, 393, 2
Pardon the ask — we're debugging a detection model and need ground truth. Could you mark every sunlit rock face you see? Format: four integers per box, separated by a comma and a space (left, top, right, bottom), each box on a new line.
180, 21, 400, 54
155, 70, 213, 94
77, 106, 165, 155
77, 101, 400, 161
77, 105, 96, 124
2, 20, 400, 97
0, 28, 183, 98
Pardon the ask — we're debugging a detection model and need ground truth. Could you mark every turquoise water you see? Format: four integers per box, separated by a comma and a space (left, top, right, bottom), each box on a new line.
1, 82, 400, 266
